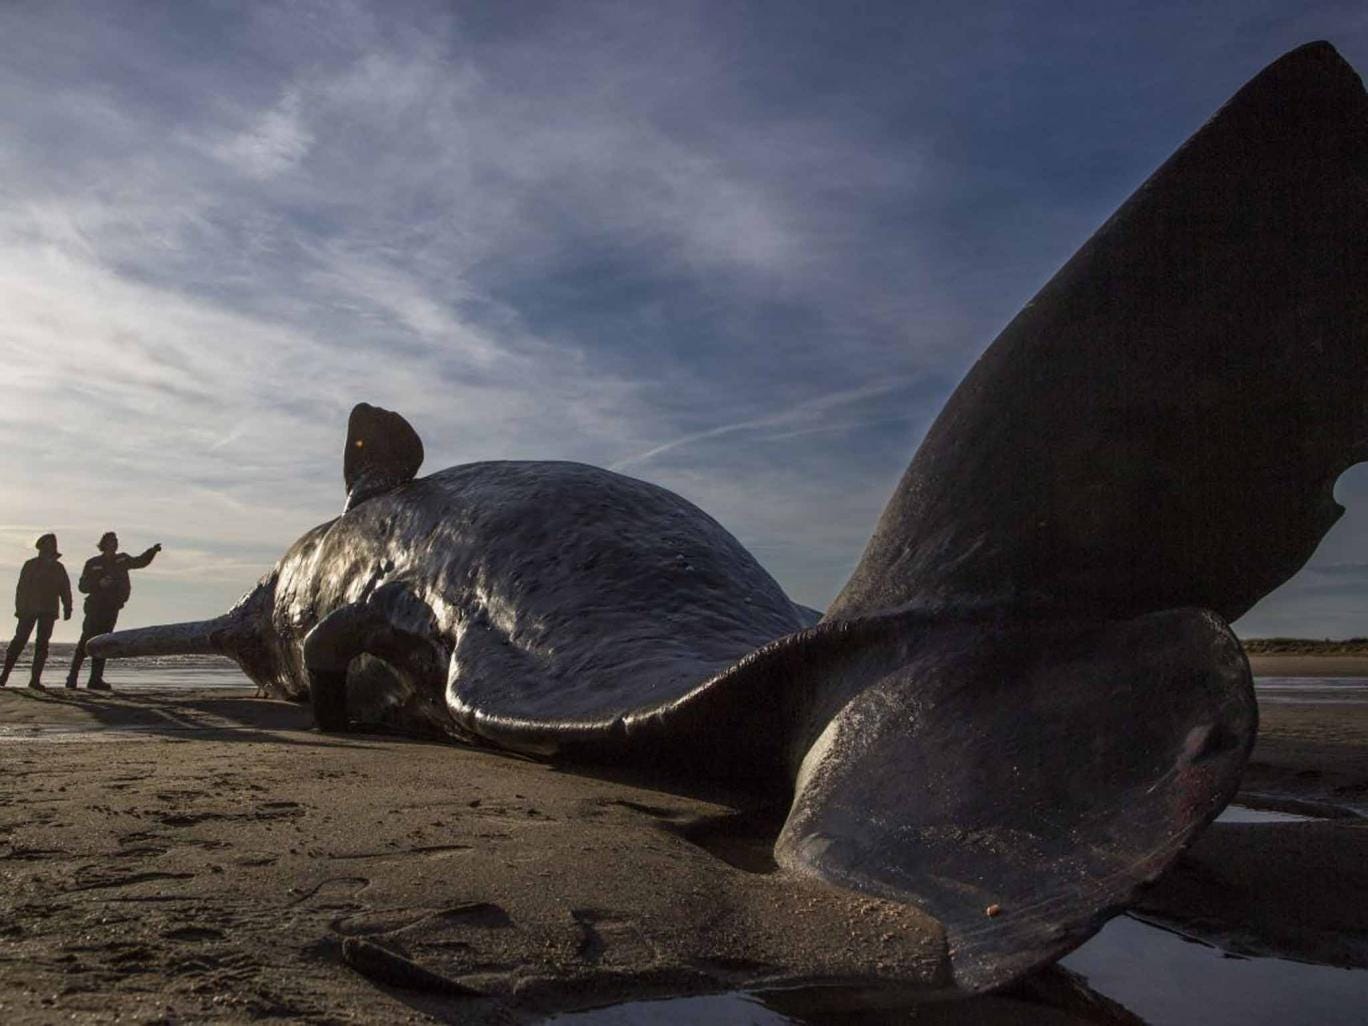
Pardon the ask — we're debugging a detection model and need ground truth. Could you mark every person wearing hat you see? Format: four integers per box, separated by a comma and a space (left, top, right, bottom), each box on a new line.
0, 534, 73, 689
66, 532, 161, 690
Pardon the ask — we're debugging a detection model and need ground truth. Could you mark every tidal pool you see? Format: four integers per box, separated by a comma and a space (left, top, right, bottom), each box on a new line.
547, 914, 1368, 1025
1214, 804, 1316, 824
1060, 915, 1368, 1026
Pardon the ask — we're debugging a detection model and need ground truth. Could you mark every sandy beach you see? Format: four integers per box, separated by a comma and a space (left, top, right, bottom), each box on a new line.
0, 657, 1365, 1024
0, 684, 954, 1024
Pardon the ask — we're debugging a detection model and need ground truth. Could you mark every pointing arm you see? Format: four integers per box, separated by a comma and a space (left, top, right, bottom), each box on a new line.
124, 544, 162, 571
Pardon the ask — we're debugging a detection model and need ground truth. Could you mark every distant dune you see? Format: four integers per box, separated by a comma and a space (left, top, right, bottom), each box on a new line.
1242, 637, 1368, 656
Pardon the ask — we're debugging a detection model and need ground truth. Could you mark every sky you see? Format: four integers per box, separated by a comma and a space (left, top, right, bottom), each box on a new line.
2, 0, 1367, 643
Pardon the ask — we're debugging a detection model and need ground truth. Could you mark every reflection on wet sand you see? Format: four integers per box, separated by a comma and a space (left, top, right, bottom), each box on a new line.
547, 913, 1368, 1026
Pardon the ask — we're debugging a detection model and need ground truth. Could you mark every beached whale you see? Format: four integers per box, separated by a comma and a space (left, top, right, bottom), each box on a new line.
92, 41, 1368, 992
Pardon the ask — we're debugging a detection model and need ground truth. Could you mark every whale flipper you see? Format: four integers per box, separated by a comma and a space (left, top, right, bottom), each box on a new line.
830, 41, 1368, 625
303, 583, 452, 735
344, 403, 425, 510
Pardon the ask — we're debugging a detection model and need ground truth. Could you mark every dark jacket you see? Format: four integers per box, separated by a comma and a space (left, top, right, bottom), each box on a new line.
15, 555, 72, 619
79, 549, 156, 612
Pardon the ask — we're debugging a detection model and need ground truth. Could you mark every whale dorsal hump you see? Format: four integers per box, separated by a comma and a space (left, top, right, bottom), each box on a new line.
344, 403, 425, 511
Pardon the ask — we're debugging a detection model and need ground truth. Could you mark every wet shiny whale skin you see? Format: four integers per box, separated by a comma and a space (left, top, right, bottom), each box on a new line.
92, 42, 1368, 992
263, 457, 808, 744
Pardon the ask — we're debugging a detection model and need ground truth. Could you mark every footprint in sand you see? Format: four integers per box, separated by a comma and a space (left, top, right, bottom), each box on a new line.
161, 926, 227, 942
570, 908, 657, 967
330, 902, 513, 939
288, 876, 370, 906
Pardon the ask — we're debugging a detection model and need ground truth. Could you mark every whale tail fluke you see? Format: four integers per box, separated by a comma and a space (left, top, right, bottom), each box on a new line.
773, 607, 1255, 991
767, 41, 1363, 989
828, 40, 1368, 627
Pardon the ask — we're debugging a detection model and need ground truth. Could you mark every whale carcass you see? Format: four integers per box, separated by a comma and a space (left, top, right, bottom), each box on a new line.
92, 41, 1368, 992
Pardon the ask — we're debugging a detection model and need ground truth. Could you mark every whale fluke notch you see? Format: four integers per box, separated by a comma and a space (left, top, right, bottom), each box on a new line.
344, 403, 424, 511
828, 40, 1368, 626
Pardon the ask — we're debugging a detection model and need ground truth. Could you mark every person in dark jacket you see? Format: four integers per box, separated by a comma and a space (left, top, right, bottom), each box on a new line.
66, 532, 161, 690
1, 534, 73, 689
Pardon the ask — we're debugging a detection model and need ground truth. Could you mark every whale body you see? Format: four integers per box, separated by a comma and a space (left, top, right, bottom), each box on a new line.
92, 42, 1368, 992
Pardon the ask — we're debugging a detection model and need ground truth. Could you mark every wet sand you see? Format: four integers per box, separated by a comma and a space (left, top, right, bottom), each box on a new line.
0, 686, 952, 1024
1134, 695, 1368, 970
0, 659, 1365, 1023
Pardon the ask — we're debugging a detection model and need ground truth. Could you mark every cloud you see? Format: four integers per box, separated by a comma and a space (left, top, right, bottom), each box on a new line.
609, 378, 913, 471
210, 89, 314, 180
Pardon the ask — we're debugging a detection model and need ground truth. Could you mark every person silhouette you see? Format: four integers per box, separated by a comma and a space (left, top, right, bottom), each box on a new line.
1, 534, 73, 689
66, 532, 161, 690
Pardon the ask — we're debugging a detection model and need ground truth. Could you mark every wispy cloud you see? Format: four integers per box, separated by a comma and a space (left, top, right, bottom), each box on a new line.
609, 379, 912, 471
210, 89, 314, 180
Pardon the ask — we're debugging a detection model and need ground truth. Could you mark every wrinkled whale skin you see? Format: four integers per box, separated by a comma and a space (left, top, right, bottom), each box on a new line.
251, 459, 807, 744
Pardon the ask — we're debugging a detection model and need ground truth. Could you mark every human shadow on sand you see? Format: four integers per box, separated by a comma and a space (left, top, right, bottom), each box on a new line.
0, 688, 387, 750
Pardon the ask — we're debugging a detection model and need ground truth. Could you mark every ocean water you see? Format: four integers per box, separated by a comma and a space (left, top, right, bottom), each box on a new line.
1, 648, 252, 690
66, 663, 252, 690
1254, 676, 1368, 704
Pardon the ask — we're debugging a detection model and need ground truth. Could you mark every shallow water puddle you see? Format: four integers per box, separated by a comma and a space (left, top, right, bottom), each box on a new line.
1061, 915, 1368, 1026
543, 989, 1073, 1024
1253, 676, 1368, 704
546, 915, 1368, 1025
545, 992, 790, 1025
1215, 804, 1316, 824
